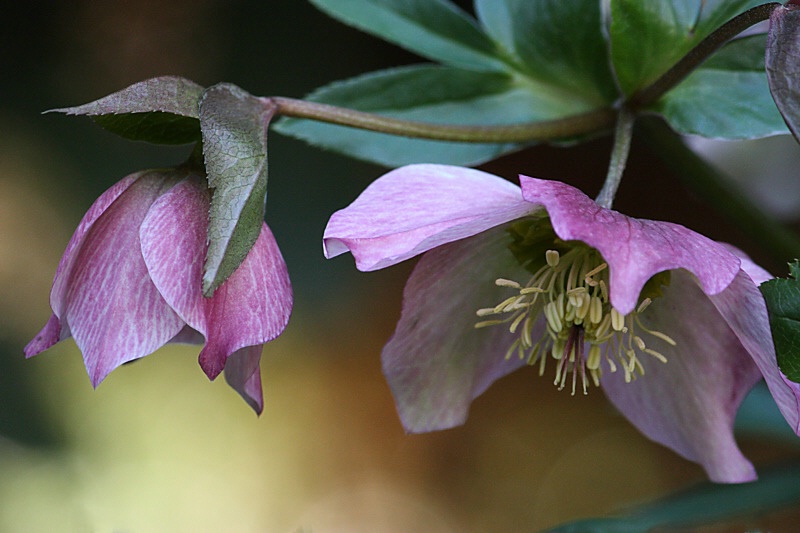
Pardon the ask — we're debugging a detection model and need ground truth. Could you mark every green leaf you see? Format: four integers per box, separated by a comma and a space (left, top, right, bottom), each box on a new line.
50, 76, 204, 144
609, 0, 766, 95
651, 34, 788, 139
308, 0, 504, 71
474, 0, 617, 105
760, 260, 800, 383
766, 5, 800, 142
199, 83, 276, 295
545, 461, 800, 532
273, 64, 599, 167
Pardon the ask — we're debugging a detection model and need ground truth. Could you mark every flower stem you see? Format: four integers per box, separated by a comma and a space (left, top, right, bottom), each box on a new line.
640, 117, 800, 262
595, 108, 635, 209
629, 2, 781, 109
271, 96, 615, 143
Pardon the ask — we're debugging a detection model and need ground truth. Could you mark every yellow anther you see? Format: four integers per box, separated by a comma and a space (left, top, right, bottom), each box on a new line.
587, 344, 601, 370
589, 295, 603, 324
493, 296, 519, 313
644, 348, 668, 363
509, 312, 526, 334
520, 286, 545, 295
555, 292, 565, 320
544, 301, 563, 332
611, 308, 625, 331
584, 262, 608, 285
521, 316, 534, 348
546, 249, 560, 267
634, 336, 646, 351
551, 339, 565, 360
495, 278, 522, 289
575, 293, 591, 321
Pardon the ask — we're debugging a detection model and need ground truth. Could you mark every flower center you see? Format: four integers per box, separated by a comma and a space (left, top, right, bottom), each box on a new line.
475, 245, 675, 395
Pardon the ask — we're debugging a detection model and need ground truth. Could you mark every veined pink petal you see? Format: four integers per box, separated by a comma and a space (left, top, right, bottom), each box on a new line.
382, 225, 531, 432
722, 243, 772, 285
24, 314, 63, 357
324, 164, 535, 271
601, 270, 762, 483
519, 176, 741, 315
140, 177, 292, 380
224, 344, 264, 414
50, 172, 143, 319
707, 246, 800, 434
62, 172, 186, 386
709, 270, 800, 436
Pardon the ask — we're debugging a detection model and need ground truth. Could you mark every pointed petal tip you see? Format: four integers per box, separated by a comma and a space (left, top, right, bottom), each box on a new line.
199, 347, 225, 381
322, 237, 350, 261
244, 395, 264, 416
223, 345, 264, 414
88, 363, 112, 389
24, 314, 63, 358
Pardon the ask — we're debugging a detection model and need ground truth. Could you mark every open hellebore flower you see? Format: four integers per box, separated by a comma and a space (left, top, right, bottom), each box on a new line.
25, 168, 292, 413
324, 163, 800, 483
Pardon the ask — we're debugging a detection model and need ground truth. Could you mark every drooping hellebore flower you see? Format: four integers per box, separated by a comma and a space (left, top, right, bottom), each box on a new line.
25, 168, 292, 413
323, 163, 800, 483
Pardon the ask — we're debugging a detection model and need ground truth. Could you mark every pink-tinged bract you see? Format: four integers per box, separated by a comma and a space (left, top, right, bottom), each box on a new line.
323, 163, 800, 483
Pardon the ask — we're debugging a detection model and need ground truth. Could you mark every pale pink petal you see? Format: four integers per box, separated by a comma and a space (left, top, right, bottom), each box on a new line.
324, 164, 535, 271
708, 270, 800, 436
601, 270, 762, 483
721, 243, 773, 285
715, 246, 800, 434
50, 172, 143, 318
62, 173, 186, 386
382, 225, 532, 433
168, 325, 204, 345
519, 176, 741, 314
24, 314, 63, 357
140, 177, 292, 380
224, 344, 264, 414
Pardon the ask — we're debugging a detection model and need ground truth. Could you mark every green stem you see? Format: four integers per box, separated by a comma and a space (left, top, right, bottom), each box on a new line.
640, 117, 800, 262
596, 108, 635, 209
630, 2, 781, 109
271, 96, 615, 143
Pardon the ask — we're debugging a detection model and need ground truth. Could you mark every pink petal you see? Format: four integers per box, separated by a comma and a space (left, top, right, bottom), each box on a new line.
601, 270, 762, 483
24, 314, 63, 357
382, 225, 531, 432
519, 176, 741, 315
717, 246, 800, 436
324, 164, 535, 271
50, 172, 143, 319
62, 172, 186, 385
224, 344, 264, 414
140, 176, 292, 380
709, 270, 800, 436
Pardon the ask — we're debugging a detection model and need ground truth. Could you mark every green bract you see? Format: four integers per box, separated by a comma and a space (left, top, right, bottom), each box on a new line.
51, 76, 204, 144
761, 261, 800, 383
199, 83, 276, 296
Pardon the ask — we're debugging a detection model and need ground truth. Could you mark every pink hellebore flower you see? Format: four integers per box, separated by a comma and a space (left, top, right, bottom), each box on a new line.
323, 163, 800, 483
25, 168, 292, 413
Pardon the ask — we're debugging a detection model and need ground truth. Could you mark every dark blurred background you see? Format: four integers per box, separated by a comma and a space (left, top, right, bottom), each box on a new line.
2, 2, 800, 531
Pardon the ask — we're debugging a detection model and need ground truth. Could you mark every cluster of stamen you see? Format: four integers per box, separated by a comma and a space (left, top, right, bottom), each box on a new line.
475, 247, 675, 395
